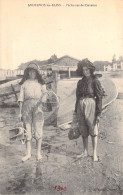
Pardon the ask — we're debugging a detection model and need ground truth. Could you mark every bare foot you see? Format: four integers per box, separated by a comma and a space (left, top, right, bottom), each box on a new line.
93, 155, 98, 162
37, 154, 43, 161
22, 154, 31, 162
77, 152, 88, 158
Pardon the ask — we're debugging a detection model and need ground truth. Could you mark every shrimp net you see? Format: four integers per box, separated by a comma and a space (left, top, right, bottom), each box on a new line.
40, 90, 60, 124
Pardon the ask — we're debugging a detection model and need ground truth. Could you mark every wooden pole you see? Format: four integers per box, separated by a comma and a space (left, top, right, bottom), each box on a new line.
68, 67, 71, 79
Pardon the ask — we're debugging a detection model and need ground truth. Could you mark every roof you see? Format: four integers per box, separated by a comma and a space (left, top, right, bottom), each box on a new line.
54, 55, 80, 63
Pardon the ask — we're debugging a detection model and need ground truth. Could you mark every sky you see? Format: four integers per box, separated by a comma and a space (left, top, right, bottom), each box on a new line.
0, 0, 123, 70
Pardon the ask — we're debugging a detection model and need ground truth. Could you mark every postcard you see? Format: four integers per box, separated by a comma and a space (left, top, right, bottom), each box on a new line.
0, 0, 123, 194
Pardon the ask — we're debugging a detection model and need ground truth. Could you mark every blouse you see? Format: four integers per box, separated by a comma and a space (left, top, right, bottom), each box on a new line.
18, 79, 46, 102
75, 76, 105, 117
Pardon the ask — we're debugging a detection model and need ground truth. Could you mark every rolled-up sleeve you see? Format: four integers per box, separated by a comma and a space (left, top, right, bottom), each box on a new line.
94, 79, 105, 117
18, 85, 24, 102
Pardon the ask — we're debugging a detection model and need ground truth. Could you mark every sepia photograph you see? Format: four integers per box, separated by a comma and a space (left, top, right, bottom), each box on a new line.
0, 0, 123, 194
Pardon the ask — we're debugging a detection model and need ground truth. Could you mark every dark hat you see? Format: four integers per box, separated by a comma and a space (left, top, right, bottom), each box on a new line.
24, 63, 40, 75
76, 58, 95, 76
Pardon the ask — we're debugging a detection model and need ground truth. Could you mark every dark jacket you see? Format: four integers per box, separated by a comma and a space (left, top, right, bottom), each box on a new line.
75, 75, 105, 117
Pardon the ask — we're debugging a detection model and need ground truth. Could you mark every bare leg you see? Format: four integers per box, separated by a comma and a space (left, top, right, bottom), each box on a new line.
91, 136, 98, 161
22, 140, 31, 161
77, 136, 88, 158
33, 110, 44, 160
33, 120, 43, 160
22, 123, 32, 162
83, 136, 88, 156
37, 138, 42, 161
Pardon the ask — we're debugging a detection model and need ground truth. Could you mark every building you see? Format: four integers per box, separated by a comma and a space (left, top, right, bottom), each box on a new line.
54, 55, 79, 67
39, 55, 80, 78
0, 69, 24, 80
112, 61, 123, 71
54, 55, 79, 78
0, 56, 80, 81
104, 56, 123, 71
104, 64, 112, 71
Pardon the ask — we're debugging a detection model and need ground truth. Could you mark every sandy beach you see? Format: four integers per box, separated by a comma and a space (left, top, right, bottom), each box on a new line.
0, 73, 123, 195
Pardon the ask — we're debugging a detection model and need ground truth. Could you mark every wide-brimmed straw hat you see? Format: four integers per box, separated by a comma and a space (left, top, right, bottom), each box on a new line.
19, 62, 44, 85
76, 58, 95, 76
24, 63, 40, 75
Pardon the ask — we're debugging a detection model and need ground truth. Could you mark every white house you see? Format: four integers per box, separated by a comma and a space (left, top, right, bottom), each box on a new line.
104, 56, 123, 71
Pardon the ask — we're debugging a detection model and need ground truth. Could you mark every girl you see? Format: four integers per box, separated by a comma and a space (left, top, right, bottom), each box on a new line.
75, 59, 105, 161
18, 63, 46, 162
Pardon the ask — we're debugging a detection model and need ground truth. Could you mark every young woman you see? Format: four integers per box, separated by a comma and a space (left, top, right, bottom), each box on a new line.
18, 63, 46, 162
75, 59, 105, 161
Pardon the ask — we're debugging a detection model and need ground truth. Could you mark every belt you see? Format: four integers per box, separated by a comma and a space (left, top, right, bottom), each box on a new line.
24, 98, 40, 102
80, 95, 95, 99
